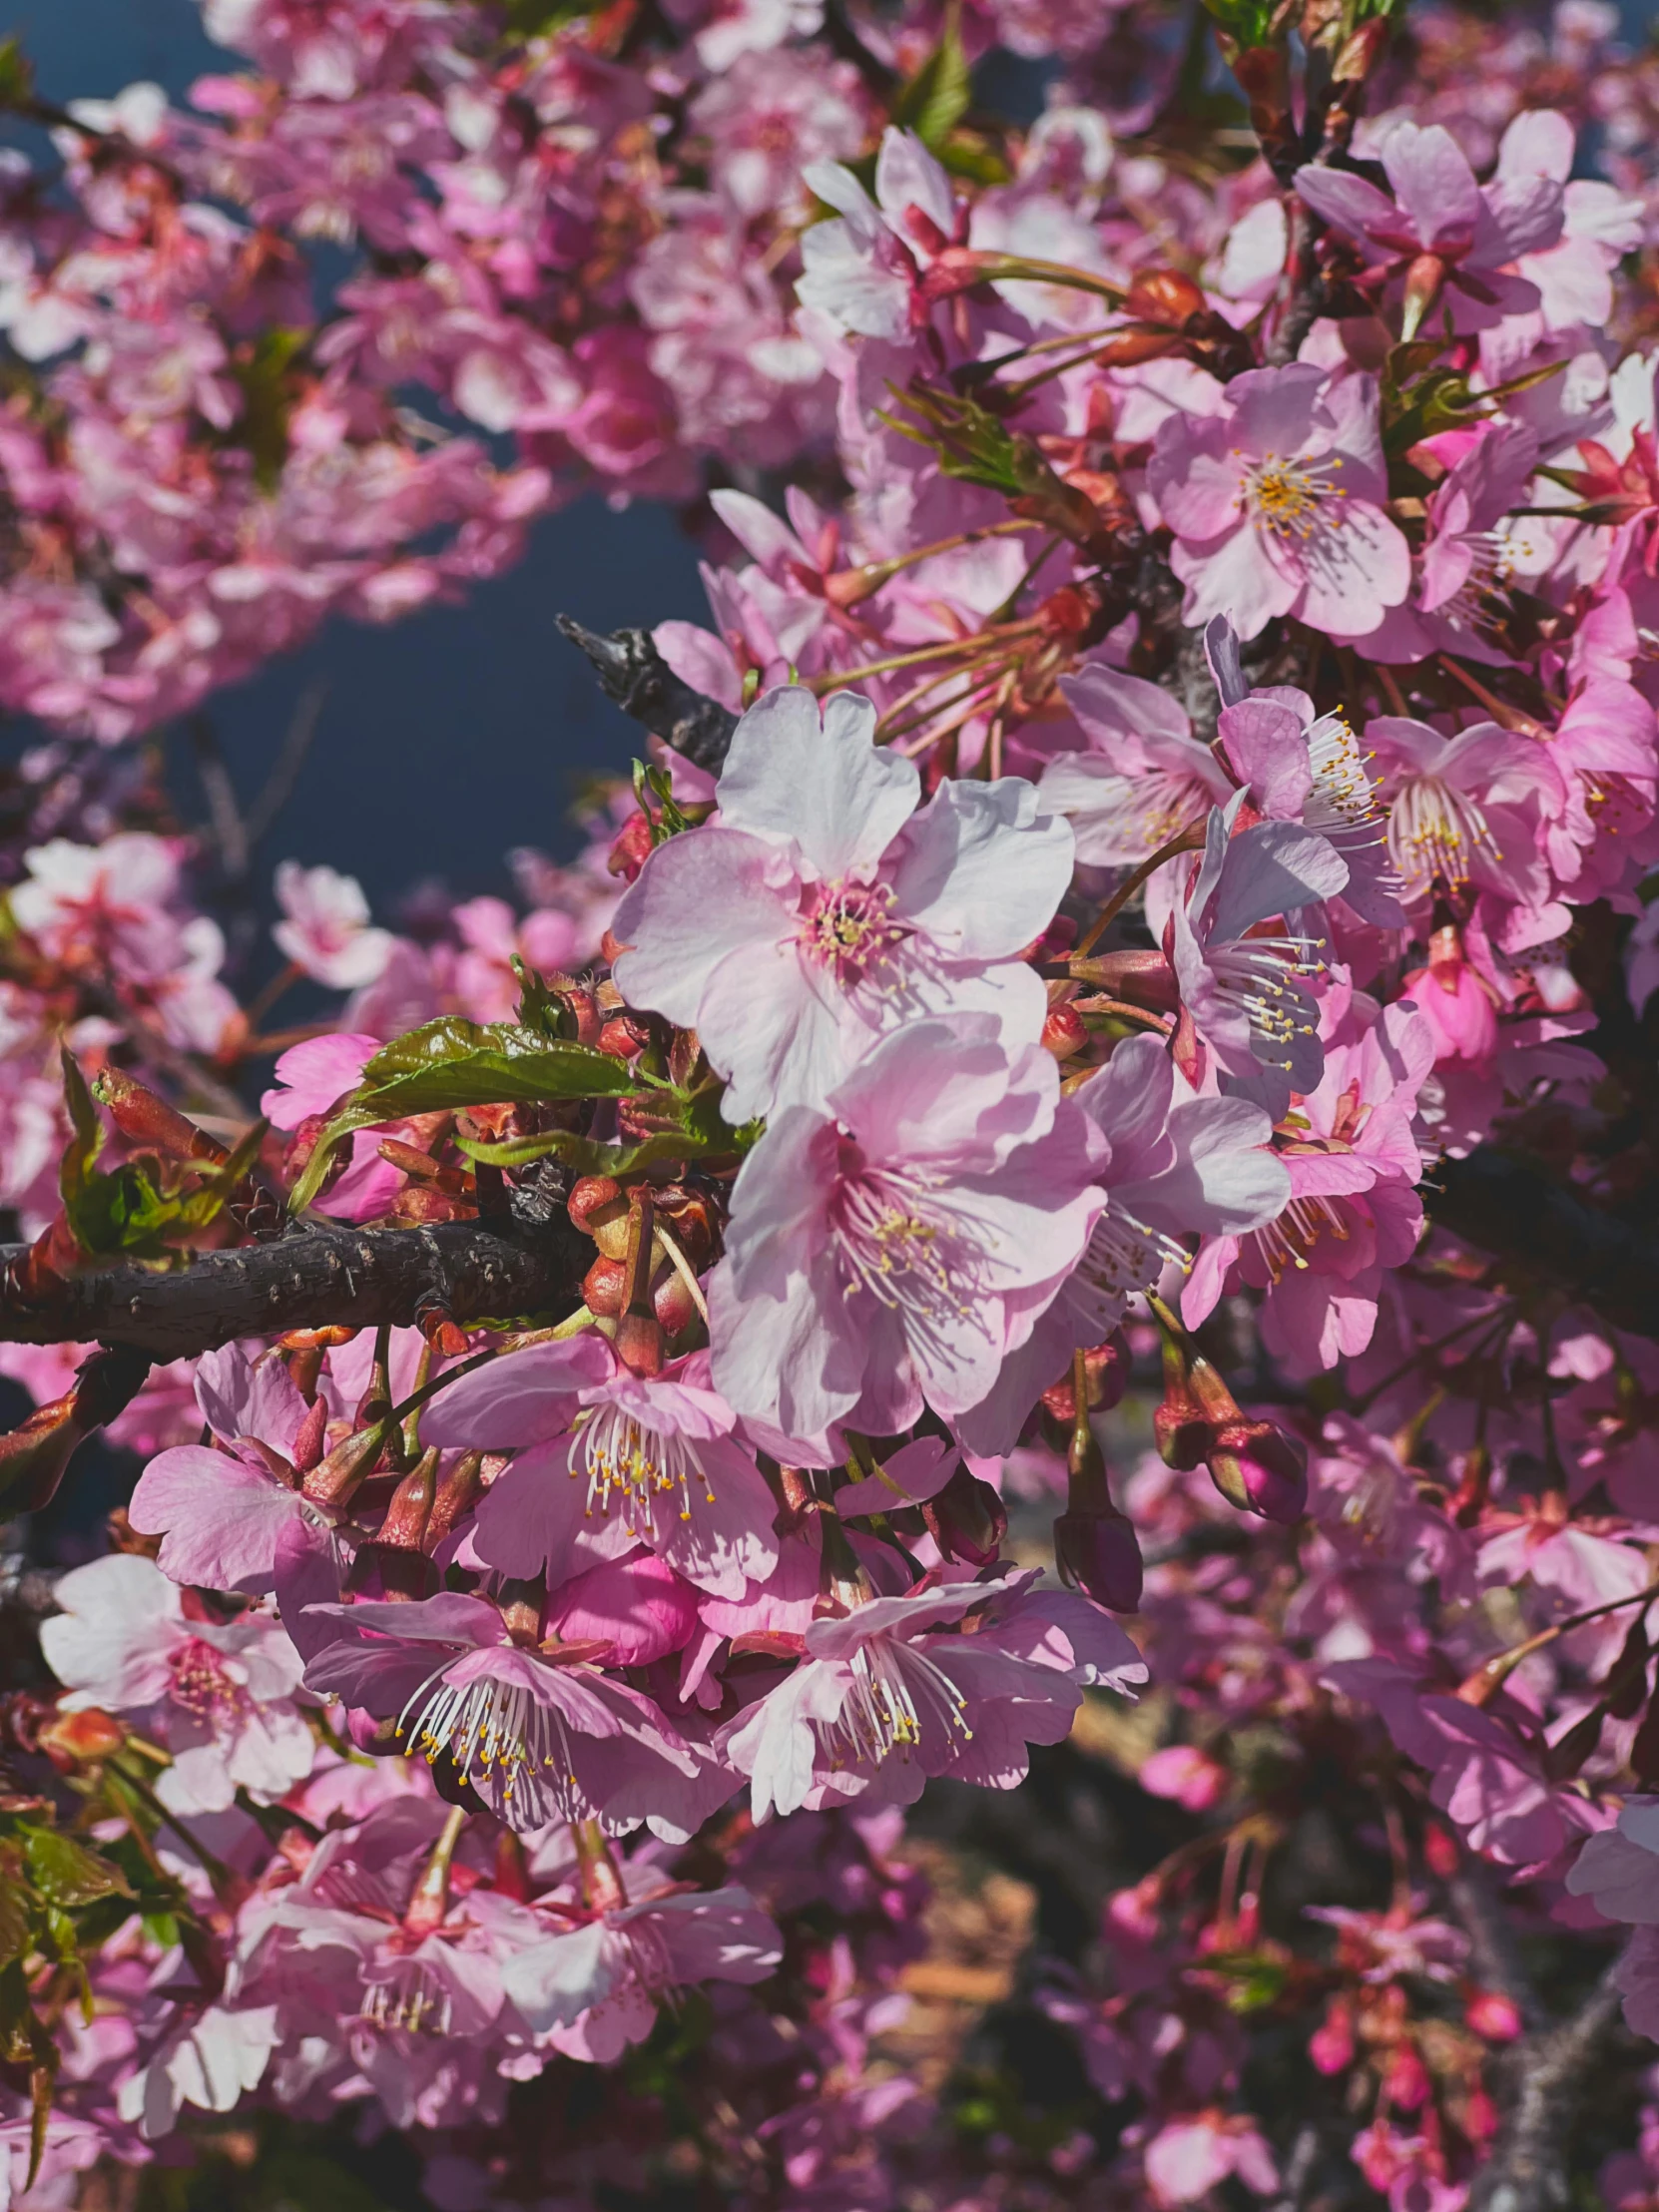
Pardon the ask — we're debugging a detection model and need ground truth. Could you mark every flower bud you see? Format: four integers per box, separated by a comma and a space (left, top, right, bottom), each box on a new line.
922, 1464, 1007, 1568
598, 1014, 650, 1060
1041, 1001, 1089, 1060
582, 1253, 628, 1317
1206, 1419, 1308, 1522
1153, 1382, 1213, 1471
1041, 1336, 1129, 1425
652, 1266, 699, 1339
607, 810, 655, 883
1464, 1990, 1523, 2042
300, 1419, 390, 1508
36, 1705, 125, 1770
424, 1449, 485, 1555
1126, 268, 1206, 328
1400, 252, 1446, 341
1053, 1504, 1143, 1612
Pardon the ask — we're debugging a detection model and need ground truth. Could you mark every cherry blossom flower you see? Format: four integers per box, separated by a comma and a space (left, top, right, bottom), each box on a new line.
1170, 794, 1350, 1116
1294, 117, 1564, 335
1147, 364, 1411, 640
709, 1014, 1101, 1449
423, 1335, 781, 1602
614, 683, 1073, 1123
40, 1552, 315, 1817
273, 861, 395, 991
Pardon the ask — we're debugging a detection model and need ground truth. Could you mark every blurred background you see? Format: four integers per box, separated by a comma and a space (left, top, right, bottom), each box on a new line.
5, 0, 715, 908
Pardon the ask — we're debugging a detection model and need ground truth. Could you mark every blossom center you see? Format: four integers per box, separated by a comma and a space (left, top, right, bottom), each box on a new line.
568, 1402, 716, 1528
1242, 451, 1344, 539
1305, 712, 1388, 850
399, 1664, 582, 1828
832, 1166, 983, 1364
796, 876, 906, 988
823, 1638, 972, 1771
166, 1635, 245, 1722
1387, 775, 1500, 893
1249, 1194, 1352, 1282
1207, 936, 1325, 1066
1078, 1205, 1189, 1309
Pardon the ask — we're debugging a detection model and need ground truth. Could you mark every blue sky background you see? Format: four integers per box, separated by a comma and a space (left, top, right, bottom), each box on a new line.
5, 0, 712, 910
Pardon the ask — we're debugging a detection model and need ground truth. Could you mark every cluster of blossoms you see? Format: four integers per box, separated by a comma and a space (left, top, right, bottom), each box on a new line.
6, 0, 1659, 2206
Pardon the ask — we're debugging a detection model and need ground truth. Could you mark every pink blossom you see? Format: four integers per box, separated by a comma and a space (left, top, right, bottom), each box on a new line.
40, 1552, 315, 1817
497, 1883, 781, 2060
1037, 662, 1233, 866
301, 1590, 723, 1838
1294, 117, 1563, 334
1183, 999, 1433, 1371
614, 683, 1072, 1123
1147, 364, 1411, 640
1170, 794, 1350, 1115
1144, 2112, 1279, 2206
708, 1014, 1101, 1449
273, 860, 394, 991
423, 1335, 781, 1602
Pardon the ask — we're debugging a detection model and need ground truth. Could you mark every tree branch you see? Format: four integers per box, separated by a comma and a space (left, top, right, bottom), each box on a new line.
1430, 1150, 1659, 1341
1465, 1958, 1625, 2212
557, 617, 740, 773
0, 1204, 589, 1359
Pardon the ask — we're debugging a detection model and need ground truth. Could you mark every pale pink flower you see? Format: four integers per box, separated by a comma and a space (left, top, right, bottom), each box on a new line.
1170, 794, 1350, 1115
1568, 1799, 1659, 1926
40, 1552, 315, 1817
130, 1341, 334, 1595
273, 860, 394, 991
1144, 2113, 1279, 2207
11, 831, 185, 980
1147, 364, 1410, 640
302, 1592, 724, 1839
615, 684, 1072, 1123
1183, 999, 1434, 1371
1294, 117, 1563, 333
497, 1883, 781, 2060
1366, 715, 1559, 913
690, 49, 866, 223
1037, 662, 1233, 866
708, 1015, 1101, 1450
723, 1574, 1142, 1821
797, 128, 960, 340
116, 2004, 280, 2142
262, 1032, 405, 1221
423, 1336, 781, 1603
961, 1032, 1288, 1455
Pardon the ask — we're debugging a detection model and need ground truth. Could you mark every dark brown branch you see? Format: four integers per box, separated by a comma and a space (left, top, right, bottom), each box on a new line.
1431, 1150, 1659, 1342
557, 616, 740, 774
1465, 1959, 1625, 2212
0, 1207, 589, 1360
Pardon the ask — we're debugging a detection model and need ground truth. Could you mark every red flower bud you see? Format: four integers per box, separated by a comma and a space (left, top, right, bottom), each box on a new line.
607, 810, 656, 883
1053, 1505, 1143, 1612
1464, 1990, 1523, 2042
582, 1253, 628, 1317
1041, 1002, 1089, 1060
1206, 1419, 1307, 1522
597, 1013, 650, 1060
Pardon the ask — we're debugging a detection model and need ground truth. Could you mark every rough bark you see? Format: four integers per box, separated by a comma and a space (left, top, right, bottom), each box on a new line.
1431, 1150, 1659, 1341
1464, 1962, 1625, 2212
0, 1209, 589, 1359
556, 616, 740, 773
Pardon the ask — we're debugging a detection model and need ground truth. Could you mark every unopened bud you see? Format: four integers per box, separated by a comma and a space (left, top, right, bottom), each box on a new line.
36, 1705, 125, 1769
922, 1463, 1007, 1568
1054, 1504, 1143, 1612
1041, 1002, 1089, 1060
615, 1308, 665, 1377
1400, 252, 1446, 341
583, 1252, 628, 1317
607, 811, 655, 883
652, 1267, 699, 1339
1206, 1418, 1308, 1522
1041, 1336, 1129, 1424
1125, 269, 1206, 327
93, 1067, 229, 1166
1465, 1990, 1523, 2042
300, 1419, 389, 1508
1154, 1383, 1213, 1471
598, 1014, 650, 1060
424, 1449, 485, 1556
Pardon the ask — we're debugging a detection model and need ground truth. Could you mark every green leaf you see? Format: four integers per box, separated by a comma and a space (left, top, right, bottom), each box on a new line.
892, 20, 971, 151
0, 35, 35, 110
58, 1050, 191, 1260
289, 1020, 636, 1212
22, 1829, 133, 1910
227, 327, 307, 492
0, 1862, 29, 1968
